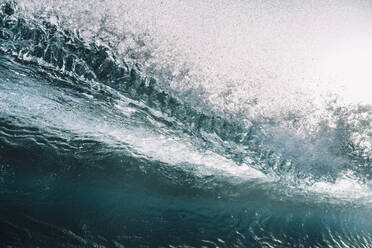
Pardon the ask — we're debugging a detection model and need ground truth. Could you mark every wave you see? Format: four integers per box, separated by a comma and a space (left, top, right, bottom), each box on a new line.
1, 0, 372, 247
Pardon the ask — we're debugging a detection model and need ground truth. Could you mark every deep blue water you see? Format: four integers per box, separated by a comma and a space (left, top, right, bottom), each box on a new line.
1, 1, 372, 247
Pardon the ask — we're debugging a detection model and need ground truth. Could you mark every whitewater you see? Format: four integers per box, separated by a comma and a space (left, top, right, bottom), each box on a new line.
0, 0, 372, 247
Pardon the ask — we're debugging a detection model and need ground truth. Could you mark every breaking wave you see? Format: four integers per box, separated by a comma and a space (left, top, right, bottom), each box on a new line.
1, 0, 372, 247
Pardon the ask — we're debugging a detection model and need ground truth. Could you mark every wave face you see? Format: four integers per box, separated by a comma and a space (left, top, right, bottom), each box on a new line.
1, 0, 372, 247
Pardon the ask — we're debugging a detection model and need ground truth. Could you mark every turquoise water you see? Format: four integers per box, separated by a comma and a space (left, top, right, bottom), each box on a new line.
1, 1, 372, 247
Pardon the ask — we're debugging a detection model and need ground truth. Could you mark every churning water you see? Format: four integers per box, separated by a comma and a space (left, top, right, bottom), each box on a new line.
1, 0, 372, 247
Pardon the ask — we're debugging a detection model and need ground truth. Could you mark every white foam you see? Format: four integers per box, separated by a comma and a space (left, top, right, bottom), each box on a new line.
0, 76, 268, 183
305, 171, 372, 203
17, 0, 372, 112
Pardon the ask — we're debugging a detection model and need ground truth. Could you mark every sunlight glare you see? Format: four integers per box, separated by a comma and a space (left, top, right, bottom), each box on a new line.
320, 36, 372, 105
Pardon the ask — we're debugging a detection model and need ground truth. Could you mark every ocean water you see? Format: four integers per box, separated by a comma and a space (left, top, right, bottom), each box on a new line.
1, 0, 372, 247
